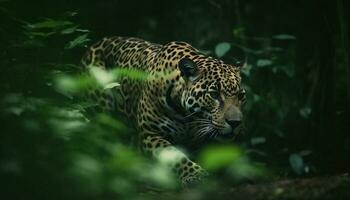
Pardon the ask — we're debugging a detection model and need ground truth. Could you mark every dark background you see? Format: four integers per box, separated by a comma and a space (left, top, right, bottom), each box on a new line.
1, 0, 349, 199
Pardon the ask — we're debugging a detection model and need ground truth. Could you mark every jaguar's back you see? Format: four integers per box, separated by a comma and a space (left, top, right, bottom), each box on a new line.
81, 37, 163, 119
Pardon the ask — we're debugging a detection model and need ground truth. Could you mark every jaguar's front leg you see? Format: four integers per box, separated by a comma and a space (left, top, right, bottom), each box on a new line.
141, 133, 208, 186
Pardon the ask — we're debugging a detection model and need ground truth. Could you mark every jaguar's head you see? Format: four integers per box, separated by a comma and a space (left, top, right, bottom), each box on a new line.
178, 56, 246, 141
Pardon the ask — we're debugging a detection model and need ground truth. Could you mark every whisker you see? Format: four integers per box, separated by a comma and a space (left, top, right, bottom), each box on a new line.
213, 129, 219, 138
186, 117, 228, 140
211, 123, 226, 129
190, 120, 212, 124
184, 111, 200, 119
196, 125, 215, 139
192, 119, 212, 123
195, 123, 212, 128
187, 121, 208, 125
187, 121, 212, 127
195, 126, 209, 138
209, 129, 216, 138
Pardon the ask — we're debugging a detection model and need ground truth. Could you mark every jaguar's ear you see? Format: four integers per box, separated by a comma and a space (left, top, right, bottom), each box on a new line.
178, 58, 199, 82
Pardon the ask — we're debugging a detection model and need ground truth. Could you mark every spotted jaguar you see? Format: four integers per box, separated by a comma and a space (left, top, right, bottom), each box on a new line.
81, 36, 246, 186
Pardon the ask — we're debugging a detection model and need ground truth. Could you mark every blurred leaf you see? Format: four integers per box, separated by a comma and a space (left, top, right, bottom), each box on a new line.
104, 82, 120, 90
55, 67, 147, 95
264, 47, 284, 52
299, 106, 312, 118
233, 27, 245, 37
227, 157, 266, 180
148, 164, 176, 188
54, 74, 94, 95
89, 67, 114, 86
60, 26, 90, 35
215, 42, 231, 58
256, 59, 273, 67
199, 145, 241, 171
289, 153, 304, 175
70, 154, 103, 192
300, 150, 312, 156
272, 64, 295, 77
109, 145, 145, 173
49, 118, 86, 137
253, 94, 262, 102
60, 26, 79, 34
96, 114, 127, 132
241, 63, 252, 76
112, 68, 148, 81
198, 49, 212, 55
27, 31, 55, 37
251, 137, 266, 146
2, 94, 47, 115
76, 28, 90, 33
63, 10, 79, 17
272, 34, 296, 40
108, 178, 133, 194
26, 18, 73, 29
273, 188, 285, 196
246, 149, 268, 157
65, 33, 90, 49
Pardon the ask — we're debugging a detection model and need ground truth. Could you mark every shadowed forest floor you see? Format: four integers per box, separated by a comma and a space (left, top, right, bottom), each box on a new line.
148, 175, 350, 200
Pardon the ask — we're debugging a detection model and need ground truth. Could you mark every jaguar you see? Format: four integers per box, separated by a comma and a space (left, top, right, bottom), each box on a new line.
81, 36, 246, 186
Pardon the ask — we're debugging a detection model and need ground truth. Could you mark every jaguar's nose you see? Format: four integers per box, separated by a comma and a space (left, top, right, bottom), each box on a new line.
226, 120, 241, 131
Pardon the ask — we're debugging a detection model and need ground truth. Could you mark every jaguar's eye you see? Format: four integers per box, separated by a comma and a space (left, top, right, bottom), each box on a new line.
237, 89, 246, 101
209, 91, 220, 100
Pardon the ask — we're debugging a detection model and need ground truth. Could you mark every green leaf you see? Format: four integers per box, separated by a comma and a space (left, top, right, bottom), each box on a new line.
199, 145, 241, 171
112, 68, 148, 81
76, 28, 90, 33
289, 153, 304, 175
26, 31, 56, 37
54, 74, 94, 94
198, 49, 212, 56
26, 18, 73, 29
299, 107, 312, 118
215, 42, 231, 58
89, 67, 114, 86
253, 94, 261, 102
233, 27, 245, 37
251, 137, 266, 146
256, 59, 273, 67
96, 114, 127, 131
63, 10, 79, 17
272, 34, 296, 40
241, 63, 252, 76
65, 34, 90, 49
60, 26, 90, 35
272, 65, 295, 77
61, 26, 78, 34
300, 150, 312, 156
104, 82, 120, 90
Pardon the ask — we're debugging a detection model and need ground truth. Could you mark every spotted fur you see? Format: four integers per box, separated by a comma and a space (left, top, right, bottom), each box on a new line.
81, 36, 246, 186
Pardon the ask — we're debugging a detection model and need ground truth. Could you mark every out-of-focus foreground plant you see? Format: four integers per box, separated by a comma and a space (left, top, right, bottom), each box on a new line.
1, 11, 266, 200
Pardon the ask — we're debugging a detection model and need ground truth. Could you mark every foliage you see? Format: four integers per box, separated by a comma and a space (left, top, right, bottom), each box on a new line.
1, 0, 349, 199
0, 9, 263, 200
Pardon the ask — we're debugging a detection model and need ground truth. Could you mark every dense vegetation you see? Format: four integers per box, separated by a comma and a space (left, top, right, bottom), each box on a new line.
1, 0, 349, 199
